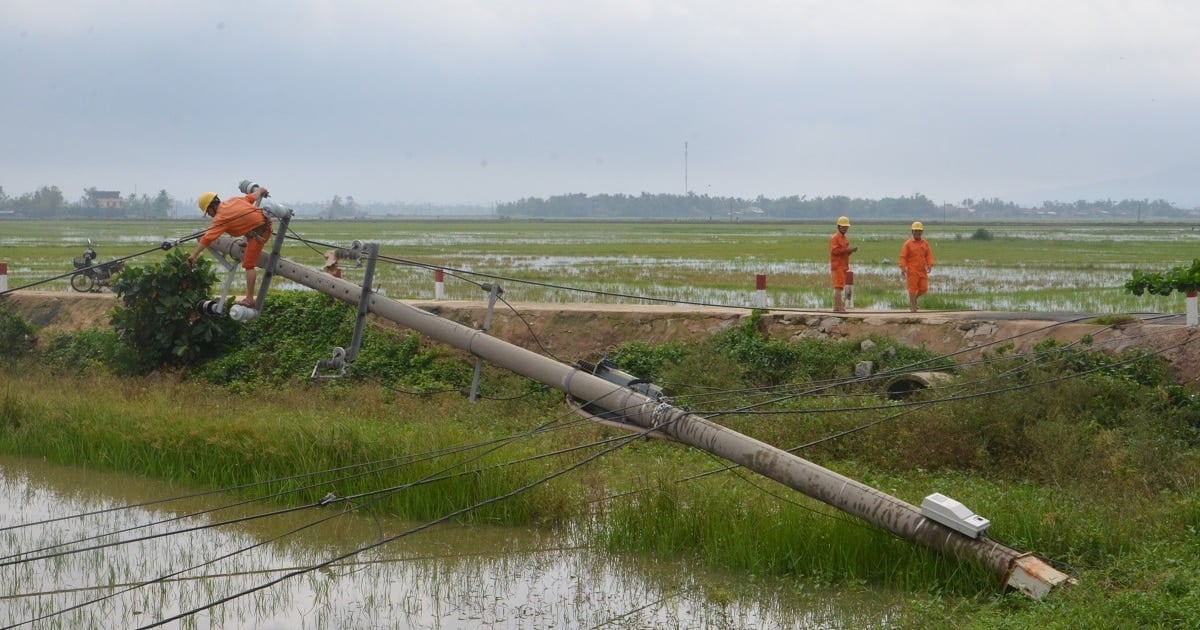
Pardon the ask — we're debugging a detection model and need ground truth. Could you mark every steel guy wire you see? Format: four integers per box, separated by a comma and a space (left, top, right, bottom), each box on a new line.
587, 591, 680, 630
2, 422, 632, 625
132, 411, 684, 630
360, 242, 1191, 413
0, 407, 602, 563
0, 542, 597, 602
690, 327, 1199, 418
673, 315, 1189, 415
311, 237, 1183, 400
5, 387, 638, 627
281, 229, 571, 363
589, 331, 1200, 539
0, 242, 172, 296
280, 226, 1191, 390
0, 417, 580, 537
662, 321, 1188, 415
0, 203, 279, 296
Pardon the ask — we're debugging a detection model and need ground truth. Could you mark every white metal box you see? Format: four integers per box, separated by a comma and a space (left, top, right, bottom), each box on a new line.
921, 493, 991, 538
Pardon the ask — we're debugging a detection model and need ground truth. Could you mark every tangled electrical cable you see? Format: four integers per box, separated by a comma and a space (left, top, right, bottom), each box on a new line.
3, 222, 1196, 627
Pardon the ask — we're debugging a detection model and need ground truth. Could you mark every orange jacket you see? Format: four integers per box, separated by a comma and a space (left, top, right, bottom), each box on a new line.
829, 231, 852, 271
198, 194, 271, 247
899, 238, 934, 274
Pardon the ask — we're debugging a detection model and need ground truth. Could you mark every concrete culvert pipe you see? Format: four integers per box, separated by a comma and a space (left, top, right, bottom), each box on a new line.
885, 371, 955, 400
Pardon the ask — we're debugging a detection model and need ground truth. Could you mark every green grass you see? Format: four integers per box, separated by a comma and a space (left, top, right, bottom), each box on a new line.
4, 221, 1200, 626
2, 310, 1199, 628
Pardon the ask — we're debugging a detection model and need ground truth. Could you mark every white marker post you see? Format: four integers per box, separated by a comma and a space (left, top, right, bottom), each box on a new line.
435, 268, 445, 301
1187, 291, 1198, 329
755, 274, 767, 308
0, 262, 7, 293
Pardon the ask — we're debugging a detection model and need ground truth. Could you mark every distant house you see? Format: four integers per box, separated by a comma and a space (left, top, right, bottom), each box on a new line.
93, 191, 123, 210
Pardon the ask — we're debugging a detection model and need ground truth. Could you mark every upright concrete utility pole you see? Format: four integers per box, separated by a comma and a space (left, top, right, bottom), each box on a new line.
210, 235, 1071, 599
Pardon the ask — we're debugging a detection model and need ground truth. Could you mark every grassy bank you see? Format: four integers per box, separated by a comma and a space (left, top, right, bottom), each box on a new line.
3, 307, 1200, 626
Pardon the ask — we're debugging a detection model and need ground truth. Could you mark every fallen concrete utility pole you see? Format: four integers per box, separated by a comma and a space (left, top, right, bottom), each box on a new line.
209, 235, 1072, 599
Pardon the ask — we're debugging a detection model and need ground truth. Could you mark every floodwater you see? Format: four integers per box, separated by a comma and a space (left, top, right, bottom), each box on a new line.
0, 455, 904, 629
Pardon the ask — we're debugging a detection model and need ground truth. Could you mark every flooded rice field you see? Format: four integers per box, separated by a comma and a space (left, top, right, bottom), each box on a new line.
0, 455, 903, 629
2, 219, 1193, 314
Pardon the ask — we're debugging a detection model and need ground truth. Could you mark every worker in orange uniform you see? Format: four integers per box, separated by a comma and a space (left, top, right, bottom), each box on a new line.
899, 221, 934, 312
829, 216, 858, 313
186, 185, 273, 307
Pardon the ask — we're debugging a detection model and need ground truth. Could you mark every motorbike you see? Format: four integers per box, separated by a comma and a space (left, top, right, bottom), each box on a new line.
71, 240, 124, 292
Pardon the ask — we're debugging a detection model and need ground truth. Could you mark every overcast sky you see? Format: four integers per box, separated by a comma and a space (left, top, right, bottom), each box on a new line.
3, 1, 1198, 207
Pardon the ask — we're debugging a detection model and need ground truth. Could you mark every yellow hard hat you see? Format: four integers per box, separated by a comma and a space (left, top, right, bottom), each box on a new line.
198, 192, 218, 213
911, 221, 924, 231
836, 216, 851, 227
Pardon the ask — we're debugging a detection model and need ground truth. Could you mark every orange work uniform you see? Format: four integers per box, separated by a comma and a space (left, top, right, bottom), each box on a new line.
899, 238, 934, 296
829, 231, 853, 289
198, 194, 273, 270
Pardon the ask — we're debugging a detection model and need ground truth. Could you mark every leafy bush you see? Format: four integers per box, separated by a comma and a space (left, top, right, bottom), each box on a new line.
969, 227, 994, 241
1030, 338, 1171, 387
196, 291, 470, 390
109, 249, 239, 373
41, 329, 136, 374
710, 312, 949, 387
608, 340, 686, 382
713, 312, 805, 386
1126, 258, 1200, 297
0, 298, 36, 357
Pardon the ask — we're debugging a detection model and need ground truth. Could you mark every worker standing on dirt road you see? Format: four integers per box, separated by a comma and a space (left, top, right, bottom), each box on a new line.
186, 185, 272, 308
829, 216, 858, 313
899, 221, 934, 312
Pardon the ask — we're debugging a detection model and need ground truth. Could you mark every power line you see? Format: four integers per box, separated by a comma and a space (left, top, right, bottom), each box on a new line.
4, 390, 646, 627
134, 412, 681, 629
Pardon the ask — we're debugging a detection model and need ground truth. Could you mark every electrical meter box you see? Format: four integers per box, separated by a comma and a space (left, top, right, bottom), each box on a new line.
920, 493, 991, 538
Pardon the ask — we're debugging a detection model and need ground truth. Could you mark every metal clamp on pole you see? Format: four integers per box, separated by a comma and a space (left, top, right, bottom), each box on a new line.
253, 204, 294, 312
196, 253, 240, 316
468, 282, 503, 402
311, 242, 378, 379
311, 347, 348, 379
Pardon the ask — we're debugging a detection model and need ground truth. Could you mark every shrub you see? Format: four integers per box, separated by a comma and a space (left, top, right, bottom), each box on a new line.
0, 298, 36, 357
608, 340, 686, 382
714, 312, 804, 386
41, 329, 135, 374
710, 312, 950, 387
109, 249, 239, 373
969, 227, 994, 241
1126, 258, 1200, 297
195, 291, 470, 390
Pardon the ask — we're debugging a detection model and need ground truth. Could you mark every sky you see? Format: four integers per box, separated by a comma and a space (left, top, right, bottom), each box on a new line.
3, 0, 1198, 207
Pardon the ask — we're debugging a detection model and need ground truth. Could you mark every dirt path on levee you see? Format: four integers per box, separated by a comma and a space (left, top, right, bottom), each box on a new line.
6, 290, 1198, 385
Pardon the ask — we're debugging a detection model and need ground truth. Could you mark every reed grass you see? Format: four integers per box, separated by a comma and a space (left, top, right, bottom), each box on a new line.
2, 305, 1199, 627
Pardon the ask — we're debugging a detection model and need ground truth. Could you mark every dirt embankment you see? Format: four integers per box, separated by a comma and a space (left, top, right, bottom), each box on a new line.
6, 291, 1199, 385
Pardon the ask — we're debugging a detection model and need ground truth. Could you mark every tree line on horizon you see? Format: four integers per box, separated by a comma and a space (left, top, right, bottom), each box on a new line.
1, 184, 1192, 220
0, 185, 486, 219
498, 192, 1194, 220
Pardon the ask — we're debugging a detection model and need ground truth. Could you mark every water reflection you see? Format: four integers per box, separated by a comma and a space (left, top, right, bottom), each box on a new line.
0, 456, 900, 628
